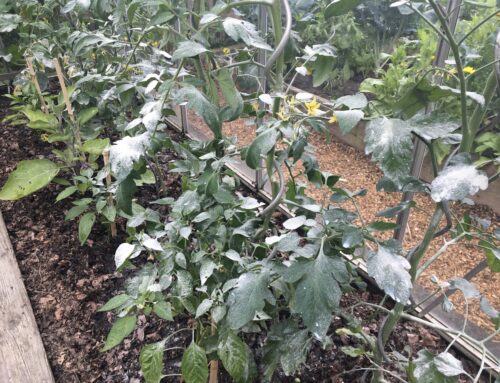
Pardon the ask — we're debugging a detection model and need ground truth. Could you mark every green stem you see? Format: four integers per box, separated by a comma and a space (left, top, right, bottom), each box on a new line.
463, 70, 498, 152
457, 9, 499, 46
428, 0, 470, 151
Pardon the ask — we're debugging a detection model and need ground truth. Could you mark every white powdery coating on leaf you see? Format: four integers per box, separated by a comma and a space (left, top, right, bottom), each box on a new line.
430, 165, 488, 202
367, 247, 412, 303
109, 132, 151, 182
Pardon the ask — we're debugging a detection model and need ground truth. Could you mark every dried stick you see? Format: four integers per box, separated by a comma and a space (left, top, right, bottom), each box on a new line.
102, 149, 117, 238
25, 57, 48, 113
52, 57, 82, 147
209, 319, 218, 383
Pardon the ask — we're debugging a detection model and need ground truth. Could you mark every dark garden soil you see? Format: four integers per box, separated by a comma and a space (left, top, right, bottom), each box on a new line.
0, 94, 490, 382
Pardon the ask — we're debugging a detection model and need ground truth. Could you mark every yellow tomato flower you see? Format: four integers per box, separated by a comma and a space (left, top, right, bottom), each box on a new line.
90, 52, 96, 61
277, 107, 289, 121
41, 133, 49, 142
251, 101, 259, 112
286, 95, 298, 112
328, 114, 337, 124
152, 41, 159, 48
463, 66, 476, 75
306, 68, 313, 76
305, 98, 321, 116
223, 47, 231, 56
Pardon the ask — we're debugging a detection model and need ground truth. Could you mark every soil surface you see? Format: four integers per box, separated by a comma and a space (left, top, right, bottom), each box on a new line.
0, 94, 492, 382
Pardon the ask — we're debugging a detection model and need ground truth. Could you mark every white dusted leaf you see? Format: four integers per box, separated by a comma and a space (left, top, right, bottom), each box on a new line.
143, 237, 163, 252
431, 165, 488, 202
367, 246, 412, 303
109, 132, 151, 182
335, 110, 364, 135
0, 14, 22, 33
283, 215, 307, 230
448, 278, 480, 299
413, 349, 456, 382
223, 17, 272, 50
258, 93, 273, 105
365, 118, 413, 188
115, 243, 136, 269
334, 93, 368, 109
434, 352, 465, 376
172, 41, 208, 61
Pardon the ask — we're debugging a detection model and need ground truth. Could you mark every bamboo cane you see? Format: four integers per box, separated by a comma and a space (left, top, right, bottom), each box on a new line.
25, 57, 48, 114
209, 319, 218, 383
52, 57, 82, 147
102, 149, 117, 238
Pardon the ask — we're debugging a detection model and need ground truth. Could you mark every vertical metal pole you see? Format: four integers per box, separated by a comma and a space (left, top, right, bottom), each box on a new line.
176, 18, 189, 134
394, 0, 462, 242
256, 4, 268, 190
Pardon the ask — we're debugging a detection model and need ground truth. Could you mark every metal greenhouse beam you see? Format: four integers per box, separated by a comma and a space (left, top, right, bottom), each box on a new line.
394, 0, 463, 242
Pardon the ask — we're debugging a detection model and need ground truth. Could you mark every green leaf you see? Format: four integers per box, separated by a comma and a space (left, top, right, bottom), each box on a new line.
366, 221, 399, 232
325, 0, 363, 18
77, 107, 98, 125
140, 341, 165, 383
335, 110, 364, 135
56, 185, 78, 202
286, 245, 346, 338
334, 93, 368, 109
79, 212, 96, 245
245, 128, 278, 169
153, 301, 173, 321
65, 204, 88, 221
181, 342, 208, 383
226, 270, 274, 329
218, 331, 256, 382
82, 138, 110, 155
365, 118, 413, 189
0, 160, 60, 200
101, 315, 137, 352
262, 320, 311, 381
215, 69, 244, 121
116, 174, 137, 215
22, 109, 59, 133
175, 86, 222, 138
98, 294, 130, 312
223, 17, 272, 50
376, 201, 415, 218
342, 226, 363, 248
367, 246, 411, 303
0, 14, 22, 33
172, 41, 208, 61
312, 56, 334, 87
407, 113, 460, 141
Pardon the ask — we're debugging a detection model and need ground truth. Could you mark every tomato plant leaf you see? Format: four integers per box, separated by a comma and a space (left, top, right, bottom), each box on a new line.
172, 40, 208, 61
325, 0, 363, 18
367, 246, 412, 303
218, 330, 256, 382
215, 69, 243, 121
222, 17, 272, 50
175, 86, 222, 138
226, 270, 274, 329
245, 128, 278, 169
0, 159, 60, 200
365, 118, 413, 189
430, 164, 488, 202
98, 294, 131, 312
411, 349, 456, 383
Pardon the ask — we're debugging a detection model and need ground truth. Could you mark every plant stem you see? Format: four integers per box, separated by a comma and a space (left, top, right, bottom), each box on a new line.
457, 9, 500, 46
428, 0, 470, 152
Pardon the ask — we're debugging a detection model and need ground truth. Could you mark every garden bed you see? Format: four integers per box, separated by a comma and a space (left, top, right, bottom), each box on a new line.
0, 96, 493, 382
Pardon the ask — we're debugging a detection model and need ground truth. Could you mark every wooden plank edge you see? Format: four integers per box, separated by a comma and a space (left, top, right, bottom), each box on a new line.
0, 210, 55, 383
